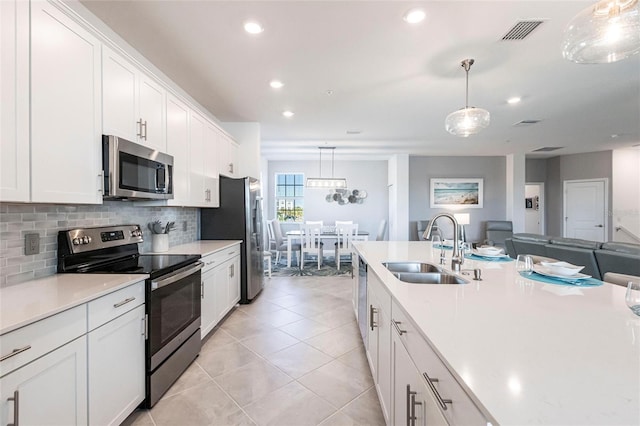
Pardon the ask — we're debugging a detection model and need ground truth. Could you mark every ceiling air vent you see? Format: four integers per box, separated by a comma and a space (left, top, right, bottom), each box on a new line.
532, 147, 563, 152
513, 119, 541, 126
502, 20, 544, 40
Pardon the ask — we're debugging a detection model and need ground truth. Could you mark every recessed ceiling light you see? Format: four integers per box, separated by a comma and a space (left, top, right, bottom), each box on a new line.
346, 130, 362, 135
282, 110, 294, 118
270, 80, 284, 89
403, 9, 426, 24
244, 21, 264, 34
507, 97, 521, 104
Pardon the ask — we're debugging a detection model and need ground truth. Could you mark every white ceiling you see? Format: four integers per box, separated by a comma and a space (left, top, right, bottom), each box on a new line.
80, 0, 640, 161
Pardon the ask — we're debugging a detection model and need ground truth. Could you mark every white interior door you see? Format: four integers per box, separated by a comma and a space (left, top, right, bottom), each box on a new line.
525, 183, 544, 234
564, 179, 607, 242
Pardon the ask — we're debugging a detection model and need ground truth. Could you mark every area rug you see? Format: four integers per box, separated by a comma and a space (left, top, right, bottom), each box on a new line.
271, 257, 353, 277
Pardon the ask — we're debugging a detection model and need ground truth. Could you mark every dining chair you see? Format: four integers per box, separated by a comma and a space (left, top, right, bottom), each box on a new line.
266, 220, 277, 253
335, 220, 353, 227
376, 220, 387, 241
305, 220, 323, 227
335, 223, 358, 270
299, 223, 324, 270
272, 220, 300, 266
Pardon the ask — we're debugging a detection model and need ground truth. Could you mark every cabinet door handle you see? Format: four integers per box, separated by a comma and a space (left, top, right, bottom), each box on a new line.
113, 297, 135, 308
137, 119, 143, 138
228, 163, 233, 174
423, 372, 452, 411
392, 319, 407, 335
229, 264, 234, 278
201, 280, 204, 299
98, 171, 104, 194
143, 314, 149, 340
407, 385, 422, 426
7, 390, 19, 426
1, 345, 32, 362
369, 304, 377, 330
142, 120, 148, 140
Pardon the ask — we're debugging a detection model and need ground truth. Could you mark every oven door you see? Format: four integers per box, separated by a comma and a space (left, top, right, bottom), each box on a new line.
148, 261, 203, 371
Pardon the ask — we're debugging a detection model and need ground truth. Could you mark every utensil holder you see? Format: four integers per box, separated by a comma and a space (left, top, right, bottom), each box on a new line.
152, 234, 169, 253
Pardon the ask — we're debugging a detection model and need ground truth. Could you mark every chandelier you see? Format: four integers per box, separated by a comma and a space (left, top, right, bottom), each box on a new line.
305, 147, 347, 189
444, 59, 490, 137
562, 0, 640, 64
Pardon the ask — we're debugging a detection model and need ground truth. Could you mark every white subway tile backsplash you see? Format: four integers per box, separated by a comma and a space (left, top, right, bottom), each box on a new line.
0, 201, 199, 287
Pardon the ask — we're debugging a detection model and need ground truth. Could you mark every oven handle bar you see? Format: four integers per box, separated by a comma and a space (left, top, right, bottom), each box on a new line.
151, 261, 204, 291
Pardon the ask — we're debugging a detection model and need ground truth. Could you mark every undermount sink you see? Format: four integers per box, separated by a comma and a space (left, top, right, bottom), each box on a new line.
392, 272, 468, 285
382, 262, 443, 273
383, 262, 468, 284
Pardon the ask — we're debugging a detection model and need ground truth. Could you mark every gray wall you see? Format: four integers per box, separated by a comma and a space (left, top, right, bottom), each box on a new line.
266, 160, 388, 239
545, 151, 613, 238
408, 156, 507, 242
0, 202, 198, 287
525, 159, 547, 183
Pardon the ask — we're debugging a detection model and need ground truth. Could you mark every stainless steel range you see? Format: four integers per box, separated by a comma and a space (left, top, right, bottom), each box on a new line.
57, 224, 203, 407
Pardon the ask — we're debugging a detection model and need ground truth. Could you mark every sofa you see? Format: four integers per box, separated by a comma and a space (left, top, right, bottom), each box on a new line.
505, 234, 640, 280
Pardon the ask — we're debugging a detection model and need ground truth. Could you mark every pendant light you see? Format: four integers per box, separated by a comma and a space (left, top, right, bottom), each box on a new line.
444, 59, 490, 137
306, 147, 347, 189
562, 0, 640, 64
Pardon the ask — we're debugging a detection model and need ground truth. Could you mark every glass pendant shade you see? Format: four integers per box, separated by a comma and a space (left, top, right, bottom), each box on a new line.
445, 59, 490, 137
445, 107, 490, 137
562, 0, 640, 63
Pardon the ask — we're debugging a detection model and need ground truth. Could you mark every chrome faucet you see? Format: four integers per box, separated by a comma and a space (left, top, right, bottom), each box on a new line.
423, 213, 463, 272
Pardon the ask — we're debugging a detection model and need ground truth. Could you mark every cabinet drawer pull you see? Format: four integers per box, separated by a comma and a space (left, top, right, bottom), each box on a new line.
7, 390, 19, 426
369, 305, 378, 330
1, 345, 32, 362
423, 372, 453, 411
113, 297, 135, 308
392, 319, 407, 335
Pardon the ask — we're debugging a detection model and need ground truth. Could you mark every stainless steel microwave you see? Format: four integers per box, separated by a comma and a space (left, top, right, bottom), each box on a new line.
102, 135, 174, 200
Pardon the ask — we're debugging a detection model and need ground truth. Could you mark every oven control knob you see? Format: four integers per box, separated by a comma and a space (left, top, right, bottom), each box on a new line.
73, 238, 80, 245
82, 236, 90, 244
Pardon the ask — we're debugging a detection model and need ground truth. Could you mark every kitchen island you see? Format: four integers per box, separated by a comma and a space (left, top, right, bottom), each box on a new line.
353, 241, 639, 425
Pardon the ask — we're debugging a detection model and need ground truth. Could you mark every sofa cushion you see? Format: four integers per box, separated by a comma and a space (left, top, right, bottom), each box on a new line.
512, 233, 551, 243
549, 237, 602, 250
601, 242, 640, 255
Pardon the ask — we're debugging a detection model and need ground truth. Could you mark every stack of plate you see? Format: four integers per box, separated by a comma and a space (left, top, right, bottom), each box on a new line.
534, 261, 590, 281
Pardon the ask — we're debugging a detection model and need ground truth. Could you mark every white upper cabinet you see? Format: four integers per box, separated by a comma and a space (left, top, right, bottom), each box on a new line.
166, 94, 191, 206
102, 45, 166, 152
0, 0, 29, 202
30, 0, 102, 204
218, 130, 239, 178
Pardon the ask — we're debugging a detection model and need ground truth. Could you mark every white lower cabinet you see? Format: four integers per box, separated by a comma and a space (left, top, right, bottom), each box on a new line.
88, 304, 146, 426
392, 321, 448, 426
390, 299, 488, 426
200, 245, 241, 339
366, 271, 391, 423
0, 336, 88, 426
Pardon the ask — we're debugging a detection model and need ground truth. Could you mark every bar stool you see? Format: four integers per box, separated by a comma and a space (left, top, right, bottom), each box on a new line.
263, 251, 272, 278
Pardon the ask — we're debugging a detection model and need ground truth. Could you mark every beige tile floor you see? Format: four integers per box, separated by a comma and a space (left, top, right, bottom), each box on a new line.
123, 275, 385, 426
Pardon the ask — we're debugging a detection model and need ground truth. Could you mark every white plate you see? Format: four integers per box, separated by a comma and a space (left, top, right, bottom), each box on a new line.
470, 249, 509, 259
539, 261, 584, 276
476, 246, 503, 256
533, 265, 591, 281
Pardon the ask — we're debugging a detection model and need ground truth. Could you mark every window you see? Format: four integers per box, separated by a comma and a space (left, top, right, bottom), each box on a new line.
275, 173, 304, 222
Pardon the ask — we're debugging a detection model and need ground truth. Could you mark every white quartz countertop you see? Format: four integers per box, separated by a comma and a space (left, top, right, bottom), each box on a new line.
145, 240, 241, 257
0, 274, 147, 335
354, 241, 640, 425
1, 240, 239, 336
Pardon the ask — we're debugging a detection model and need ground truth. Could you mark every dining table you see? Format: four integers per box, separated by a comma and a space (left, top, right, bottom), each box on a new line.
285, 229, 369, 267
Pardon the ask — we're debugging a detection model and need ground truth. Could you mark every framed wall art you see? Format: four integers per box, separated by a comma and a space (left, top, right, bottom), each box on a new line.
430, 178, 483, 209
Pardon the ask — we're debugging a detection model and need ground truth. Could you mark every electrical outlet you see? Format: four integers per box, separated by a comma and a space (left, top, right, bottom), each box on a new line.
182, 221, 187, 231
25, 233, 40, 255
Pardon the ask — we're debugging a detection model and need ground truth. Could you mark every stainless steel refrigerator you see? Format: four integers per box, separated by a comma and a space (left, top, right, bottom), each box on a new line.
200, 176, 264, 303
